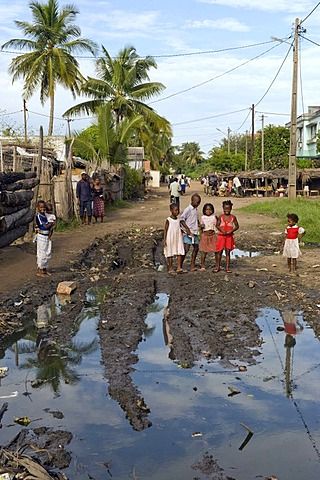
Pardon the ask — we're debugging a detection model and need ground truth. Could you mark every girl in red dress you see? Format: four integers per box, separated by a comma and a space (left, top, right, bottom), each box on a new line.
215, 200, 239, 273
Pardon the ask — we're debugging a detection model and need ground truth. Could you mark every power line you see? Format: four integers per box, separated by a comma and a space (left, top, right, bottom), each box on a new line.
235, 109, 251, 132
150, 41, 285, 104
0, 39, 283, 60
256, 110, 290, 116
255, 40, 293, 107
0, 109, 23, 117
301, 1, 320, 24
171, 108, 249, 126
299, 34, 320, 47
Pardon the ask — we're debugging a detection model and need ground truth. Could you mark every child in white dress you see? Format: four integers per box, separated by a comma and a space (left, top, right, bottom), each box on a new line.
164, 203, 191, 274
283, 213, 305, 272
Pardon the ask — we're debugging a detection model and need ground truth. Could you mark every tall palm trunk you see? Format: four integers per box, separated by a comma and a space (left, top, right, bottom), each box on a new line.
48, 90, 55, 136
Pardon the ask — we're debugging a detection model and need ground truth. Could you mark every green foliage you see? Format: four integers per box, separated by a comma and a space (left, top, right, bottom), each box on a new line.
64, 45, 168, 132
123, 166, 143, 200
73, 104, 142, 167
207, 148, 245, 172
2, 0, 97, 135
55, 217, 80, 232
241, 198, 320, 243
254, 125, 290, 169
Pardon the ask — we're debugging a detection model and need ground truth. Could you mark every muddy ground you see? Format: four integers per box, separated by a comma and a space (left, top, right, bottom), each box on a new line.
1, 215, 320, 478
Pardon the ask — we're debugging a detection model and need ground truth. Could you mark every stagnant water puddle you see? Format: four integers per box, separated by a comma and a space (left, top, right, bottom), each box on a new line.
1, 293, 320, 479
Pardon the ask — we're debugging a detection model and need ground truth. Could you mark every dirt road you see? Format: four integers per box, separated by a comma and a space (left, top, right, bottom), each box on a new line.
1, 183, 320, 479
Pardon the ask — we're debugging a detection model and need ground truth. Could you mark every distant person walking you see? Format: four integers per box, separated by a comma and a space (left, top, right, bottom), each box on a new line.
169, 177, 181, 206
76, 172, 92, 225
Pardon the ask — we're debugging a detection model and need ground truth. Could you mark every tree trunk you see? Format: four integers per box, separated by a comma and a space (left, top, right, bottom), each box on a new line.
48, 91, 55, 136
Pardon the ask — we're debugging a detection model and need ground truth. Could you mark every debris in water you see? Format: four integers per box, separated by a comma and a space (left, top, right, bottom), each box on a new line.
0, 367, 8, 378
228, 386, 241, 397
239, 423, 254, 451
248, 281, 255, 288
192, 432, 203, 438
14, 416, 32, 426
238, 365, 247, 372
256, 268, 268, 271
276, 326, 285, 331
312, 264, 320, 268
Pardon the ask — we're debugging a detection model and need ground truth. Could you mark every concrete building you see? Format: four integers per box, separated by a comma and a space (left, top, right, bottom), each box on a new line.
286, 106, 320, 160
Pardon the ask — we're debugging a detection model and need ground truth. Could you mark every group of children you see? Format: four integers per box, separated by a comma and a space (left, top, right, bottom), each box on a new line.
164, 194, 239, 274
164, 194, 305, 274
34, 200, 56, 277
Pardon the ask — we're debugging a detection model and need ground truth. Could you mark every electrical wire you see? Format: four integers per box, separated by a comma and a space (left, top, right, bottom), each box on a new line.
0, 38, 284, 60
300, 1, 320, 24
171, 108, 249, 126
235, 108, 251, 132
254, 40, 293, 107
299, 34, 320, 47
255, 110, 290, 116
0, 109, 23, 116
150, 41, 285, 104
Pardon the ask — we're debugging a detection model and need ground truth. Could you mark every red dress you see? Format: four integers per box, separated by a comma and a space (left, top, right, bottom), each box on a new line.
216, 214, 236, 251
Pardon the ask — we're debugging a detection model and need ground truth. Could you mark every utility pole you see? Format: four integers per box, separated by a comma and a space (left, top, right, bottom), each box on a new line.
66, 118, 72, 138
23, 99, 28, 144
261, 114, 265, 171
227, 127, 231, 155
245, 130, 248, 171
288, 18, 300, 200
251, 104, 255, 165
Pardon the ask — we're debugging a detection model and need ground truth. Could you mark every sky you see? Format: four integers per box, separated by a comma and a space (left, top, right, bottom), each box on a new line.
0, 0, 320, 152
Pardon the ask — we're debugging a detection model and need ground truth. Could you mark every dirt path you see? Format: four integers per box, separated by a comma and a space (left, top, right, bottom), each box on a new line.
0, 182, 276, 294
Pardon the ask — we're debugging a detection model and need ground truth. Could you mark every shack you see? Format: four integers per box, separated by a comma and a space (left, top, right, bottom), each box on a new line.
237, 168, 320, 197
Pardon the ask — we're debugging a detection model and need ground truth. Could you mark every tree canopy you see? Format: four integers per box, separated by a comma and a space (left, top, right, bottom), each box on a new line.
2, 0, 97, 135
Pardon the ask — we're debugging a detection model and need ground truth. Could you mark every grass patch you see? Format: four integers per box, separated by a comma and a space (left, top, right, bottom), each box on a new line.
55, 217, 81, 232
241, 198, 320, 243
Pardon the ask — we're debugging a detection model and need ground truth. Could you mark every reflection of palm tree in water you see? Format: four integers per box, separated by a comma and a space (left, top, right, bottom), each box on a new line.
12, 305, 99, 394
282, 310, 304, 398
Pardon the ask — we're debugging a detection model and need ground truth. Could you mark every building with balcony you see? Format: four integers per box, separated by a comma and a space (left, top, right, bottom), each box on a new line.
286, 106, 320, 160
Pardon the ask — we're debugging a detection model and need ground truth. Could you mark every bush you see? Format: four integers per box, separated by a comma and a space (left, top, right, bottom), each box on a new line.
123, 166, 143, 200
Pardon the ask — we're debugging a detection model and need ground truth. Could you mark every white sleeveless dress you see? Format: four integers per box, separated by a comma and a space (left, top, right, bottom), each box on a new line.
164, 216, 185, 258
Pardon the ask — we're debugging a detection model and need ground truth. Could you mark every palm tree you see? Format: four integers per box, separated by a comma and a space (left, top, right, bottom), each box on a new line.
2, 0, 97, 135
74, 104, 143, 170
64, 45, 167, 129
179, 142, 205, 167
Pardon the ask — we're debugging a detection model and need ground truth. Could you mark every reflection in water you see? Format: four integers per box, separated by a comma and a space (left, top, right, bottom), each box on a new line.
2, 294, 320, 479
282, 309, 304, 398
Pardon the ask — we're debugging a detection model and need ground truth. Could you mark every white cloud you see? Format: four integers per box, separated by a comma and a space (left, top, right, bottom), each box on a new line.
85, 9, 160, 33
198, 0, 313, 13
186, 17, 250, 32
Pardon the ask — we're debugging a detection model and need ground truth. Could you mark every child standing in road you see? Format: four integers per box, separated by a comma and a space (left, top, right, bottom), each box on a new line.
164, 203, 191, 274
199, 203, 218, 271
35, 200, 55, 276
180, 193, 201, 272
283, 213, 305, 272
215, 200, 239, 273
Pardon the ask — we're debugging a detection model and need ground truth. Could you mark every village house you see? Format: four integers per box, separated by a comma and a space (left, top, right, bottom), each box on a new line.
286, 106, 320, 161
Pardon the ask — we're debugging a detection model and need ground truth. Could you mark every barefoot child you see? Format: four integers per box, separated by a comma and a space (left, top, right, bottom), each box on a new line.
164, 203, 190, 274
199, 203, 218, 271
283, 213, 305, 272
35, 200, 54, 276
215, 200, 239, 273
180, 193, 201, 271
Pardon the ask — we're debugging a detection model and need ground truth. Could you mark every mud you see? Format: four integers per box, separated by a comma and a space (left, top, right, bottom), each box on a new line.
1, 225, 320, 478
